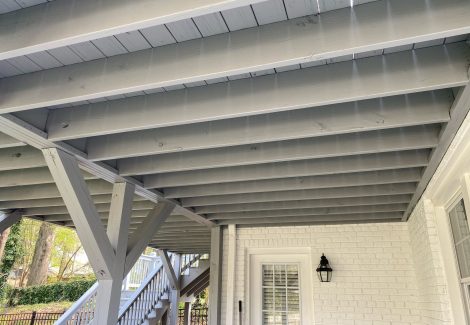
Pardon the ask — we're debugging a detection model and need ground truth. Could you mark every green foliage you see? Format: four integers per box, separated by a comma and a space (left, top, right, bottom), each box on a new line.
193, 288, 208, 307
0, 221, 23, 299
50, 226, 87, 281
14, 219, 41, 287
6, 279, 95, 306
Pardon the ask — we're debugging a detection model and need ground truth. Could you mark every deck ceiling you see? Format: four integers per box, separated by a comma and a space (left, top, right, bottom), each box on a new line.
0, 0, 470, 253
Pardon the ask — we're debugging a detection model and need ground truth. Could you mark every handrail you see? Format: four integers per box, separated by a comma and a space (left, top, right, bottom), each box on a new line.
180, 254, 201, 275
54, 282, 98, 325
117, 260, 170, 324
57, 253, 206, 325
117, 260, 163, 318
118, 254, 200, 324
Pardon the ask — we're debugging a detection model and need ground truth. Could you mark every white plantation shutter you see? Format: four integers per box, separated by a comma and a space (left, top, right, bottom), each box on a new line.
262, 264, 301, 325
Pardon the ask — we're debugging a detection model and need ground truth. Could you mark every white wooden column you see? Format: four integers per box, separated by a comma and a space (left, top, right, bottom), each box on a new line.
169, 253, 181, 325
157, 249, 182, 325
0, 210, 22, 233
208, 226, 223, 325
94, 182, 134, 325
225, 224, 237, 325
43, 147, 175, 324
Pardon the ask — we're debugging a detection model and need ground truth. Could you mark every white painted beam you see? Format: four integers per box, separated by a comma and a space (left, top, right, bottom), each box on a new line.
0, 180, 113, 201
125, 202, 175, 274
0, 133, 23, 149
0, 112, 214, 227
164, 168, 422, 198
3, 0, 470, 115
45, 43, 470, 140
0, 149, 429, 188
208, 204, 408, 220
0, 167, 97, 188
182, 183, 417, 207
195, 194, 413, 214
0, 210, 22, 233
120, 126, 439, 176
216, 212, 403, 225
145, 150, 429, 188
0, 194, 146, 210
23, 201, 154, 216
0, 0, 268, 61
0, 146, 45, 171
86, 91, 451, 160
43, 148, 115, 280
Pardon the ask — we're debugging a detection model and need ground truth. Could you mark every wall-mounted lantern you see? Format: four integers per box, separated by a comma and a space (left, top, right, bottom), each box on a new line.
316, 253, 333, 282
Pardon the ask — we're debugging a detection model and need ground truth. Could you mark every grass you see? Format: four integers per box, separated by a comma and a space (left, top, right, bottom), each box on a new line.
0, 301, 72, 314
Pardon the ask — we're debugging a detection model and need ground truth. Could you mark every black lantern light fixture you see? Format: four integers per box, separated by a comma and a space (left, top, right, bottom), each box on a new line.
316, 253, 333, 282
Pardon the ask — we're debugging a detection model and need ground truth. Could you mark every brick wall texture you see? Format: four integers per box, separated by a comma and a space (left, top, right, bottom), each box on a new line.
408, 199, 452, 324
220, 199, 453, 324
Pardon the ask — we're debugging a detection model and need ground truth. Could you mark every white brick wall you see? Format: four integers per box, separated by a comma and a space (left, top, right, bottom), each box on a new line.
220, 222, 423, 325
408, 199, 453, 324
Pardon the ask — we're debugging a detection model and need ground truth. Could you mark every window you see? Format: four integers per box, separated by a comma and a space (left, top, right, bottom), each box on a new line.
262, 264, 301, 325
448, 199, 470, 316
449, 200, 470, 279
249, 251, 313, 324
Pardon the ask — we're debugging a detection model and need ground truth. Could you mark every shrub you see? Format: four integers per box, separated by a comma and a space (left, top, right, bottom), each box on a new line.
6, 279, 95, 306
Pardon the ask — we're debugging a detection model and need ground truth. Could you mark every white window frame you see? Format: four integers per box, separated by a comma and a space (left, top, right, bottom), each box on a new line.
245, 248, 314, 325
446, 192, 470, 323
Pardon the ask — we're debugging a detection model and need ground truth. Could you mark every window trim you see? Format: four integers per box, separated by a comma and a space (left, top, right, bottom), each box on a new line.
246, 248, 314, 325
446, 196, 470, 322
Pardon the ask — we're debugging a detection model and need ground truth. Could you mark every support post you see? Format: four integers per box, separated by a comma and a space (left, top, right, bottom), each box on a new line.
157, 250, 180, 290
43, 148, 147, 325
208, 226, 223, 325
225, 224, 237, 325
94, 182, 134, 325
125, 202, 175, 275
168, 253, 181, 325
183, 302, 191, 325
43, 148, 115, 279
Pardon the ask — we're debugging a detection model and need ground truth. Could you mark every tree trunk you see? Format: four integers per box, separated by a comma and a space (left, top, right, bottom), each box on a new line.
0, 228, 11, 260
26, 223, 55, 286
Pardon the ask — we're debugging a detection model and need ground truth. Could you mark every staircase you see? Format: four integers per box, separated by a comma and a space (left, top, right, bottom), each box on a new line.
180, 258, 210, 300
55, 253, 209, 325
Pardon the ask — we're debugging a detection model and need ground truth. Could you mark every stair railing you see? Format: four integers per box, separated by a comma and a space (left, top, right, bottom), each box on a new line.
118, 254, 207, 324
55, 254, 160, 325
57, 253, 206, 325
117, 259, 168, 325
55, 282, 98, 324
180, 254, 201, 275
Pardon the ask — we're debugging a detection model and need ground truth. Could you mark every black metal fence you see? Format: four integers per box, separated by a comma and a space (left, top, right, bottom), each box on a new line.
178, 307, 208, 325
0, 307, 208, 325
0, 311, 63, 324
